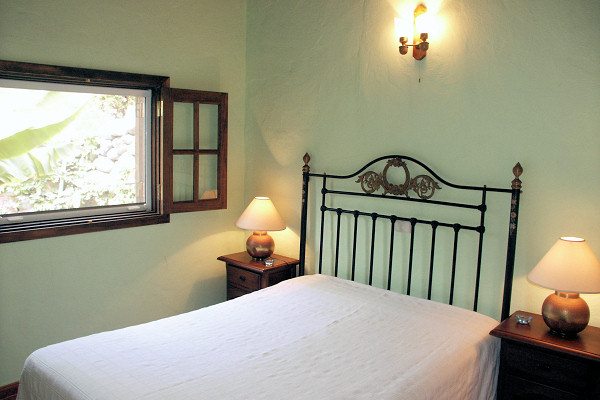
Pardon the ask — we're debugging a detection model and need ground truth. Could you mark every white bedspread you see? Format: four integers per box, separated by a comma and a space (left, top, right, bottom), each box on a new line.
18, 274, 499, 399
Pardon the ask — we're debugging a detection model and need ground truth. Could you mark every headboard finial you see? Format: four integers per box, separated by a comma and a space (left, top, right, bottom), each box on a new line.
511, 162, 523, 190
302, 153, 311, 173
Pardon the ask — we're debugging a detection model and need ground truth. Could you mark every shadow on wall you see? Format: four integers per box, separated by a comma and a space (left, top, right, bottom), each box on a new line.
186, 275, 227, 310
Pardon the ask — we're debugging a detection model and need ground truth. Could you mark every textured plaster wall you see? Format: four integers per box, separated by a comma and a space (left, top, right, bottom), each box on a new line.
245, 0, 600, 321
0, 0, 246, 384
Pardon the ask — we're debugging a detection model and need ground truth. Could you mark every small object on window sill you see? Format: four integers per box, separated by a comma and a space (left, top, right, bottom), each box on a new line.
264, 258, 274, 267
515, 314, 532, 325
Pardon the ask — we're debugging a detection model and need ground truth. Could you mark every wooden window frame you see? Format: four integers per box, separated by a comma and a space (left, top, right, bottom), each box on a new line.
0, 60, 170, 243
162, 88, 228, 213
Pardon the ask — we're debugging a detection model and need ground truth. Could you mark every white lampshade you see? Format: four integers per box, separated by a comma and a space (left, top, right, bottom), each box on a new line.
528, 237, 600, 294
236, 197, 285, 232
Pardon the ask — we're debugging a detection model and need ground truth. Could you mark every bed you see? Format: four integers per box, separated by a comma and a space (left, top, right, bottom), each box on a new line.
17, 154, 523, 400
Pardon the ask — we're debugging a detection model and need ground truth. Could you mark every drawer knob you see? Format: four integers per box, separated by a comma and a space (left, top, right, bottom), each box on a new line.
239, 275, 246, 282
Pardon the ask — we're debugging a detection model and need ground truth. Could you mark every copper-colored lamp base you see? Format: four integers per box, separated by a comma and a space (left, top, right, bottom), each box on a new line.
542, 291, 590, 338
246, 231, 275, 260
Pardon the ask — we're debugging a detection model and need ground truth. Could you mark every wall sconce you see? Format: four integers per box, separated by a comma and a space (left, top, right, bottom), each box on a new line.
396, 4, 430, 60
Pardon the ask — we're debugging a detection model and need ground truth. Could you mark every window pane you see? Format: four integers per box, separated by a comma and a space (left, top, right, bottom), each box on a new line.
173, 102, 194, 150
198, 103, 219, 149
0, 79, 151, 221
173, 155, 194, 202
199, 155, 218, 199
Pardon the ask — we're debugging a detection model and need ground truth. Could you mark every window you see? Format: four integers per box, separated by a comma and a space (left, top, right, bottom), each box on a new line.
0, 60, 169, 242
0, 80, 153, 219
0, 61, 228, 243
163, 89, 228, 213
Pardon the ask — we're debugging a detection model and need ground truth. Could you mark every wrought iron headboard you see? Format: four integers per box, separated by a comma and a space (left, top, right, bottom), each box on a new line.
299, 153, 522, 321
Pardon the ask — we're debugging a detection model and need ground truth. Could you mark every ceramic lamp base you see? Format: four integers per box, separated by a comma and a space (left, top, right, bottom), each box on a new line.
542, 291, 590, 338
246, 231, 274, 260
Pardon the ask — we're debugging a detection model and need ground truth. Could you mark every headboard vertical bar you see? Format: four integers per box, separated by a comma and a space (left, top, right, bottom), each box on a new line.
387, 217, 397, 290
318, 175, 327, 274
334, 209, 342, 277
449, 225, 461, 305
473, 188, 488, 312
501, 163, 523, 321
427, 221, 439, 300
299, 154, 311, 276
368, 214, 378, 285
407, 219, 417, 296
351, 211, 359, 281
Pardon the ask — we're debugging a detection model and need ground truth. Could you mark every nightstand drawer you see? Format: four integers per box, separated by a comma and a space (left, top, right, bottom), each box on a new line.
227, 266, 260, 291
504, 343, 589, 391
502, 374, 578, 400
267, 268, 294, 286
227, 285, 251, 300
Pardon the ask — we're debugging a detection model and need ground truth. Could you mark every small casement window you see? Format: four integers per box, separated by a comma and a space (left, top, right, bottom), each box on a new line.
162, 88, 227, 213
0, 60, 228, 243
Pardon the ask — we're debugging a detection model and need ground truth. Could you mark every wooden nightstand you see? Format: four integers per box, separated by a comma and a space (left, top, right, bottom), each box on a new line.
490, 311, 600, 400
218, 252, 299, 300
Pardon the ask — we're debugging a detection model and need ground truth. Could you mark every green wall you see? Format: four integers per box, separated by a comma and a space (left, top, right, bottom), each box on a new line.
0, 0, 246, 384
245, 0, 600, 326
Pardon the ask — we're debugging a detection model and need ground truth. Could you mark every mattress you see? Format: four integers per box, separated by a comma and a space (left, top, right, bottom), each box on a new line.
18, 274, 500, 399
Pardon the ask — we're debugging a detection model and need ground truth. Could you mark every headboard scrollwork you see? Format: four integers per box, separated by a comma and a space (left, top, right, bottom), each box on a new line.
356, 158, 441, 200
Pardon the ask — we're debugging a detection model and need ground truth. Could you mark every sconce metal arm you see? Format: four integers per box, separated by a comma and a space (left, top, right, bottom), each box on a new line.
399, 33, 429, 59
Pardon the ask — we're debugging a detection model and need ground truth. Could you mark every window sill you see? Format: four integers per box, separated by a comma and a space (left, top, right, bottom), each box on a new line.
0, 212, 169, 243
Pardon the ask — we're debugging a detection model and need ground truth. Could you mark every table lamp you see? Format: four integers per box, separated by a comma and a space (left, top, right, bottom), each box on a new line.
236, 197, 286, 260
527, 237, 600, 337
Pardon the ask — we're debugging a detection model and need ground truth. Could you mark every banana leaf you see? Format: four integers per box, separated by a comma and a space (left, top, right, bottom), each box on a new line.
0, 106, 84, 160
0, 142, 75, 184
0, 90, 88, 184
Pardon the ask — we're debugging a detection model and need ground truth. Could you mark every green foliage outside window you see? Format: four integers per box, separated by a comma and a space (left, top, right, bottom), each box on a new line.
0, 93, 139, 215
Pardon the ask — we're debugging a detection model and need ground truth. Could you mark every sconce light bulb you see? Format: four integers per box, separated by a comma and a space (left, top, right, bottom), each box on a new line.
399, 46, 408, 55
414, 5, 430, 36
